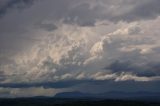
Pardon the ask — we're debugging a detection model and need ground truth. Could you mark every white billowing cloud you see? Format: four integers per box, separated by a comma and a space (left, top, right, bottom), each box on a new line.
1, 24, 97, 83
108, 23, 142, 36
76, 72, 86, 80
91, 72, 117, 80
115, 72, 160, 82
1, 19, 160, 85
83, 24, 143, 69
90, 41, 104, 56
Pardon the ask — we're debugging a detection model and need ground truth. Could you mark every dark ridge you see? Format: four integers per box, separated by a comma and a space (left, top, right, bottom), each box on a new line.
0, 98, 160, 106
54, 91, 160, 102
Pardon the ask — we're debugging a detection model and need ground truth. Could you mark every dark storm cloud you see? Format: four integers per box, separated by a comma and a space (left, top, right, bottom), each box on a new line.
59, 0, 160, 24
76, 80, 160, 93
0, 71, 5, 82
0, 0, 34, 17
1, 0, 160, 25
54, 0, 160, 25
111, 0, 160, 22
63, 3, 103, 26
0, 80, 93, 88
1, 80, 160, 92
0, 0, 36, 56
105, 60, 160, 77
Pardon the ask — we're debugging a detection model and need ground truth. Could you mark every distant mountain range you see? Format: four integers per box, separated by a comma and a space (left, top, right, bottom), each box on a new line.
54, 91, 160, 102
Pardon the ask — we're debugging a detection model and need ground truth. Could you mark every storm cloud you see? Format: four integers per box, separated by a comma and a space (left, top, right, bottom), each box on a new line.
0, 0, 160, 97
0, 0, 34, 17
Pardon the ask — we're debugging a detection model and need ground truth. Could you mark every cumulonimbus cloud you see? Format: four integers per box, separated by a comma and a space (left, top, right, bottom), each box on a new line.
0, 22, 160, 88
0, 0, 160, 93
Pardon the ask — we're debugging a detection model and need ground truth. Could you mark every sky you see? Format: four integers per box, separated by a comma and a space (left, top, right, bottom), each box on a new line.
0, 0, 160, 97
